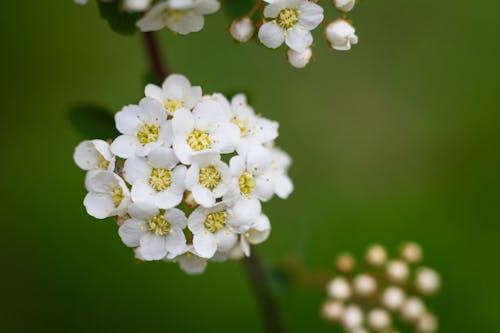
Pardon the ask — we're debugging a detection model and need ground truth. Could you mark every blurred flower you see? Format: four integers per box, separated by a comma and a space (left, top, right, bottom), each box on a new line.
325, 19, 358, 51
365, 244, 387, 267
415, 267, 441, 295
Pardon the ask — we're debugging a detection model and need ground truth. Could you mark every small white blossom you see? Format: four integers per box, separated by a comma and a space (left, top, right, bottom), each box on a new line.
74, 139, 116, 188
386, 260, 409, 283
172, 100, 240, 164
267, 145, 294, 199
287, 47, 312, 68
240, 214, 271, 256
185, 157, 231, 207
325, 19, 358, 51
145, 74, 202, 116
333, 0, 356, 12
353, 274, 377, 297
365, 244, 387, 266
415, 267, 441, 295
381, 286, 406, 311
327, 277, 352, 300
111, 97, 173, 158
342, 305, 364, 330
119, 202, 187, 260
230, 17, 255, 43
322, 301, 344, 322
165, 245, 208, 274
187, 203, 239, 258
367, 308, 391, 331
416, 312, 438, 333
400, 241, 423, 263
84, 171, 130, 219
124, 0, 153, 12
258, 0, 324, 52
123, 147, 186, 209
137, 0, 221, 34
401, 297, 425, 322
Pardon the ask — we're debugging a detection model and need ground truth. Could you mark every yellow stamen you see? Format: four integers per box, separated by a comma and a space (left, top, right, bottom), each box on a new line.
147, 214, 171, 236
239, 172, 256, 196
199, 166, 221, 190
187, 130, 211, 151
276, 8, 300, 30
204, 211, 227, 233
137, 123, 159, 145
149, 168, 172, 192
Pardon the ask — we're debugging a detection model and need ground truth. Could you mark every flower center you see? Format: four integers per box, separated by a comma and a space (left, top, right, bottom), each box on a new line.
239, 172, 256, 196
147, 213, 171, 236
96, 153, 109, 170
187, 130, 211, 151
164, 9, 184, 22
149, 168, 172, 191
204, 211, 227, 233
137, 123, 159, 145
199, 166, 221, 190
163, 98, 184, 113
276, 8, 300, 30
231, 117, 249, 137
110, 185, 124, 208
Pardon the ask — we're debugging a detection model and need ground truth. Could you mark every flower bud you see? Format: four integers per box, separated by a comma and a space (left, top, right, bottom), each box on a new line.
230, 17, 255, 43
322, 301, 344, 322
353, 274, 377, 297
400, 242, 422, 263
401, 297, 425, 322
368, 308, 391, 331
365, 244, 387, 266
386, 260, 409, 283
333, 0, 356, 12
336, 252, 356, 273
325, 19, 358, 51
287, 48, 313, 69
124, 0, 152, 12
415, 267, 440, 295
327, 277, 352, 300
342, 305, 364, 330
381, 286, 406, 311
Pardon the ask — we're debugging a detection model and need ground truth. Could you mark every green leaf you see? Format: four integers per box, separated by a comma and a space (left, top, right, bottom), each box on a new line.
69, 104, 118, 139
97, 1, 140, 35
222, 0, 256, 19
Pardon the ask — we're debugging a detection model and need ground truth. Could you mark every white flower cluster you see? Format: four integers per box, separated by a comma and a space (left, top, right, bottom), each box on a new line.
322, 243, 441, 333
74, 74, 293, 274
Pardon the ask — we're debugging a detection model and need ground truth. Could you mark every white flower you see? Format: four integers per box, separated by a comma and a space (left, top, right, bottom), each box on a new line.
322, 301, 344, 322
123, 147, 186, 209
187, 203, 241, 258
240, 214, 271, 256
381, 286, 406, 311
84, 171, 130, 219
229, 17, 255, 43
124, 0, 153, 12
333, 0, 356, 12
111, 97, 173, 158
228, 144, 274, 202
172, 100, 240, 164
386, 260, 409, 283
258, 0, 324, 52
165, 245, 208, 274
400, 241, 422, 263
342, 305, 364, 330
185, 157, 231, 207
327, 277, 352, 300
353, 274, 377, 297
415, 267, 440, 295
137, 0, 221, 34
367, 308, 391, 331
74, 139, 115, 188
145, 74, 202, 116
365, 244, 387, 266
325, 19, 358, 51
230, 94, 278, 148
400, 297, 425, 321
287, 47, 312, 68
267, 145, 293, 199
119, 202, 187, 260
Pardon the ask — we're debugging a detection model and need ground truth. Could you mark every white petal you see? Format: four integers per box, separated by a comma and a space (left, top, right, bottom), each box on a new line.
136, 1, 169, 31
115, 105, 141, 135
148, 147, 178, 169
192, 186, 216, 207
298, 1, 324, 30
274, 174, 293, 199
172, 108, 195, 137
131, 181, 157, 203
138, 234, 168, 260
164, 208, 188, 228
193, 232, 217, 258
83, 192, 115, 219
211, 123, 240, 153
258, 22, 285, 49
74, 140, 99, 171
165, 227, 187, 255
285, 26, 313, 52
123, 156, 150, 185
214, 230, 237, 252
144, 84, 165, 102
110, 135, 139, 158
177, 253, 207, 275
119, 219, 147, 247
127, 201, 158, 220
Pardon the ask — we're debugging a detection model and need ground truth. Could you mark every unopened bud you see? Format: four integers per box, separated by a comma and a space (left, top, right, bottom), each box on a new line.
230, 17, 254, 43
287, 48, 312, 69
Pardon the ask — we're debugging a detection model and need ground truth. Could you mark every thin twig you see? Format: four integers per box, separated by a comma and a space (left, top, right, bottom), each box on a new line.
243, 251, 287, 333
142, 32, 168, 81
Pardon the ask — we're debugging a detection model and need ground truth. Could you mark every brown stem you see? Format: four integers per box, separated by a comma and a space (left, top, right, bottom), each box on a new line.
142, 32, 168, 81
243, 251, 287, 333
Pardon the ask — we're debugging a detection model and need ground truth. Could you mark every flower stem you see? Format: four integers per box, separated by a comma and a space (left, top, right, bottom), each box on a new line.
140, 30, 286, 333
243, 251, 287, 333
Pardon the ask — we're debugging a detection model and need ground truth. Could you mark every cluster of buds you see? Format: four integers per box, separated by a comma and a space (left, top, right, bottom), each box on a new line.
75, 0, 363, 69
322, 243, 441, 333
73, 74, 293, 274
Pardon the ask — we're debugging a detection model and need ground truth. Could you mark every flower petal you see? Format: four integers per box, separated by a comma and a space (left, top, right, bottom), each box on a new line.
258, 22, 285, 49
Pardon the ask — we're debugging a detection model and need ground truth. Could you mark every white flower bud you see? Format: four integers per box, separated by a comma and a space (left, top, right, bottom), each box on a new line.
230, 17, 255, 43
124, 0, 152, 12
401, 297, 425, 322
381, 286, 406, 311
327, 277, 352, 300
365, 244, 387, 266
353, 274, 377, 297
333, 0, 356, 12
386, 260, 409, 283
322, 301, 344, 322
325, 19, 358, 51
368, 308, 391, 331
415, 267, 441, 295
400, 242, 422, 263
416, 312, 438, 332
342, 305, 364, 330
287, 48, 312, 69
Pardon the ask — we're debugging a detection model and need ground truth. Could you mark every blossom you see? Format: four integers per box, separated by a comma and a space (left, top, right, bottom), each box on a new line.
137, 0, 221, 34
165, 245, 208, 274
171, 100, 240, 164
74, 139, 115, 188
145, 74, 202, 116
287, 47, 312, 68
325, 19, 358, 51
267, 145, 293, 199
229, 17, 255, 43
240, 214, 271, 256
84, 171, 130, 219
119, 202, 187, 260
333, 0, 356, 12
123, 147, 186, 208
185, 157, 231, 207
111, 97, 173, 158
188, 203, 245, 258
258, 0, 324, 52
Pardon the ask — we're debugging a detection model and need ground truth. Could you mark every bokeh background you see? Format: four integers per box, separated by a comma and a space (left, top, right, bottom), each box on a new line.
2, 0, 500, 332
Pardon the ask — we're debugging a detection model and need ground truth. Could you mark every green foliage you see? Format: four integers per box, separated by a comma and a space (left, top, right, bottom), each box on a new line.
97, 1, 140, 35
69, 104, 118, 139
222, 0, 256, 19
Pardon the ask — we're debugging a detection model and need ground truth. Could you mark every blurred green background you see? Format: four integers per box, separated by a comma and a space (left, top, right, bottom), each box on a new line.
2, 0, 499, 332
